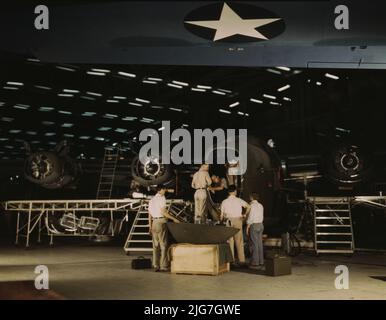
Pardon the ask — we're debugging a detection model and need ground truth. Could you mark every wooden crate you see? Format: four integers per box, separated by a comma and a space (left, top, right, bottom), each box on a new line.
170, 244, 230, 276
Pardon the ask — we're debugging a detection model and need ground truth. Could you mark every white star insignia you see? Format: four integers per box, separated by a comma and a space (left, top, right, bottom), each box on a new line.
185, 2, 281, 41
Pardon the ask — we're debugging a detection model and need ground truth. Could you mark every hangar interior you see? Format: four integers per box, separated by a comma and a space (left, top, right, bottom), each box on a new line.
0, 54, 385, 299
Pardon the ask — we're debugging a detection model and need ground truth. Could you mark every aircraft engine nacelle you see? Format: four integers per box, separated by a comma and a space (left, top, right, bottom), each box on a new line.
24, 150, 79, 189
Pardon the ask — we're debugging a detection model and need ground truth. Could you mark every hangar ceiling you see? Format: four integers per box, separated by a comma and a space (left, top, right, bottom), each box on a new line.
0, 53, 385, 161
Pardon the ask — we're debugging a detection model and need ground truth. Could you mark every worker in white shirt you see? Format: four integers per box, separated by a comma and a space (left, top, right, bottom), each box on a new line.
246, 193, 264, 269
148, 187, 180, 272
191, 164, 212, 224
220, 185, 250, 265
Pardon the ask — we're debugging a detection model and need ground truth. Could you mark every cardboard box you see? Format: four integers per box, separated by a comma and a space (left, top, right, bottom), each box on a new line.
170, 244, 231, 276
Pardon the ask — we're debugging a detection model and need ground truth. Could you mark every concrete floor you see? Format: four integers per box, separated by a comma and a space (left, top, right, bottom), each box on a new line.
0, 245, 385, 299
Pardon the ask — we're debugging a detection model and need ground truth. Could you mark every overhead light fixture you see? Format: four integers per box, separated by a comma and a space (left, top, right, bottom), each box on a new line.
219, 109, 231, 114
62, 123, 74, 128
212, 90, 226, 95
250, 98, 263, 104
79, 136, 91, 140
6, 81, 24, 86
135, 98, 150, 104
191, 88, 206, 92
218, 89, 232, 94
45, 132, 56, 136
270, 101, 281, 106
283, 97, 292, 102
27, 58, 40, 62
81, 112, 96, 117
151, 105, 164, 109
237, 111, 244, 115
34, 85, 51, 90
86, 71, 106, 76
63, 89, 79, 93
325, 73, 339, 80
91, 68, 110, 73
122, 116, 137, 121
142, 80, 157, 84
39, 107, 54, 112
147, 77, 163, 82
13, 104, 30, 110
172, 80, 189, 87
86, 91, 102, 97
276, 66, 291, 71
80, 95, 96, 101
263, 94, 277, 100
129, 102, 142, 107
58, 110, 72, 115
3, 86, 19, 90
115, 128, 127, 133
113, 96, 127, 100
103, 114, 118, 119
98, 127, 112, 131
197, 85, 212, 89
106, 99, 119, 103
169, 107, 183, 112
229, 102, 240, 108
56, 66, 76, 72
316, 81, 322, 86
58, 93, 73, 97
277, 85, 291, 92
158, 126, 165, 131
266, 68, 282, 75
94, 137, 105, 141
167, 83, 183, 89
118, 71, 136, 78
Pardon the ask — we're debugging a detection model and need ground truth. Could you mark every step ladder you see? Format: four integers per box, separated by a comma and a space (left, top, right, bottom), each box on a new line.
96, 148, 120, 199
124, 201, 153, 254
312, 197, 355, 254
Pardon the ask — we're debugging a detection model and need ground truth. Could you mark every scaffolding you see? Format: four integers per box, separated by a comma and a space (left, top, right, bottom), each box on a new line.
2, 198, 189, 248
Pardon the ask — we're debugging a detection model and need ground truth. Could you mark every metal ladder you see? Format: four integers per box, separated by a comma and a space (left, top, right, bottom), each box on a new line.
96, 148, 119, 199
312, 197, 355, 254
124, 201, 153, 254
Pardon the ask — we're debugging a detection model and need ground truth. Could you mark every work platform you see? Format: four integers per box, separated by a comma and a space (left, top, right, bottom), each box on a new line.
2, 198, 191, 248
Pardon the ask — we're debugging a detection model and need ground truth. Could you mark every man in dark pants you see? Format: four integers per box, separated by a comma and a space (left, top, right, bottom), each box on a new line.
246, 193, 264, 269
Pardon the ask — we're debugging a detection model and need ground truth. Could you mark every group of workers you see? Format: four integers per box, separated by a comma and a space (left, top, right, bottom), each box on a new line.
148, 164, 264, 272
